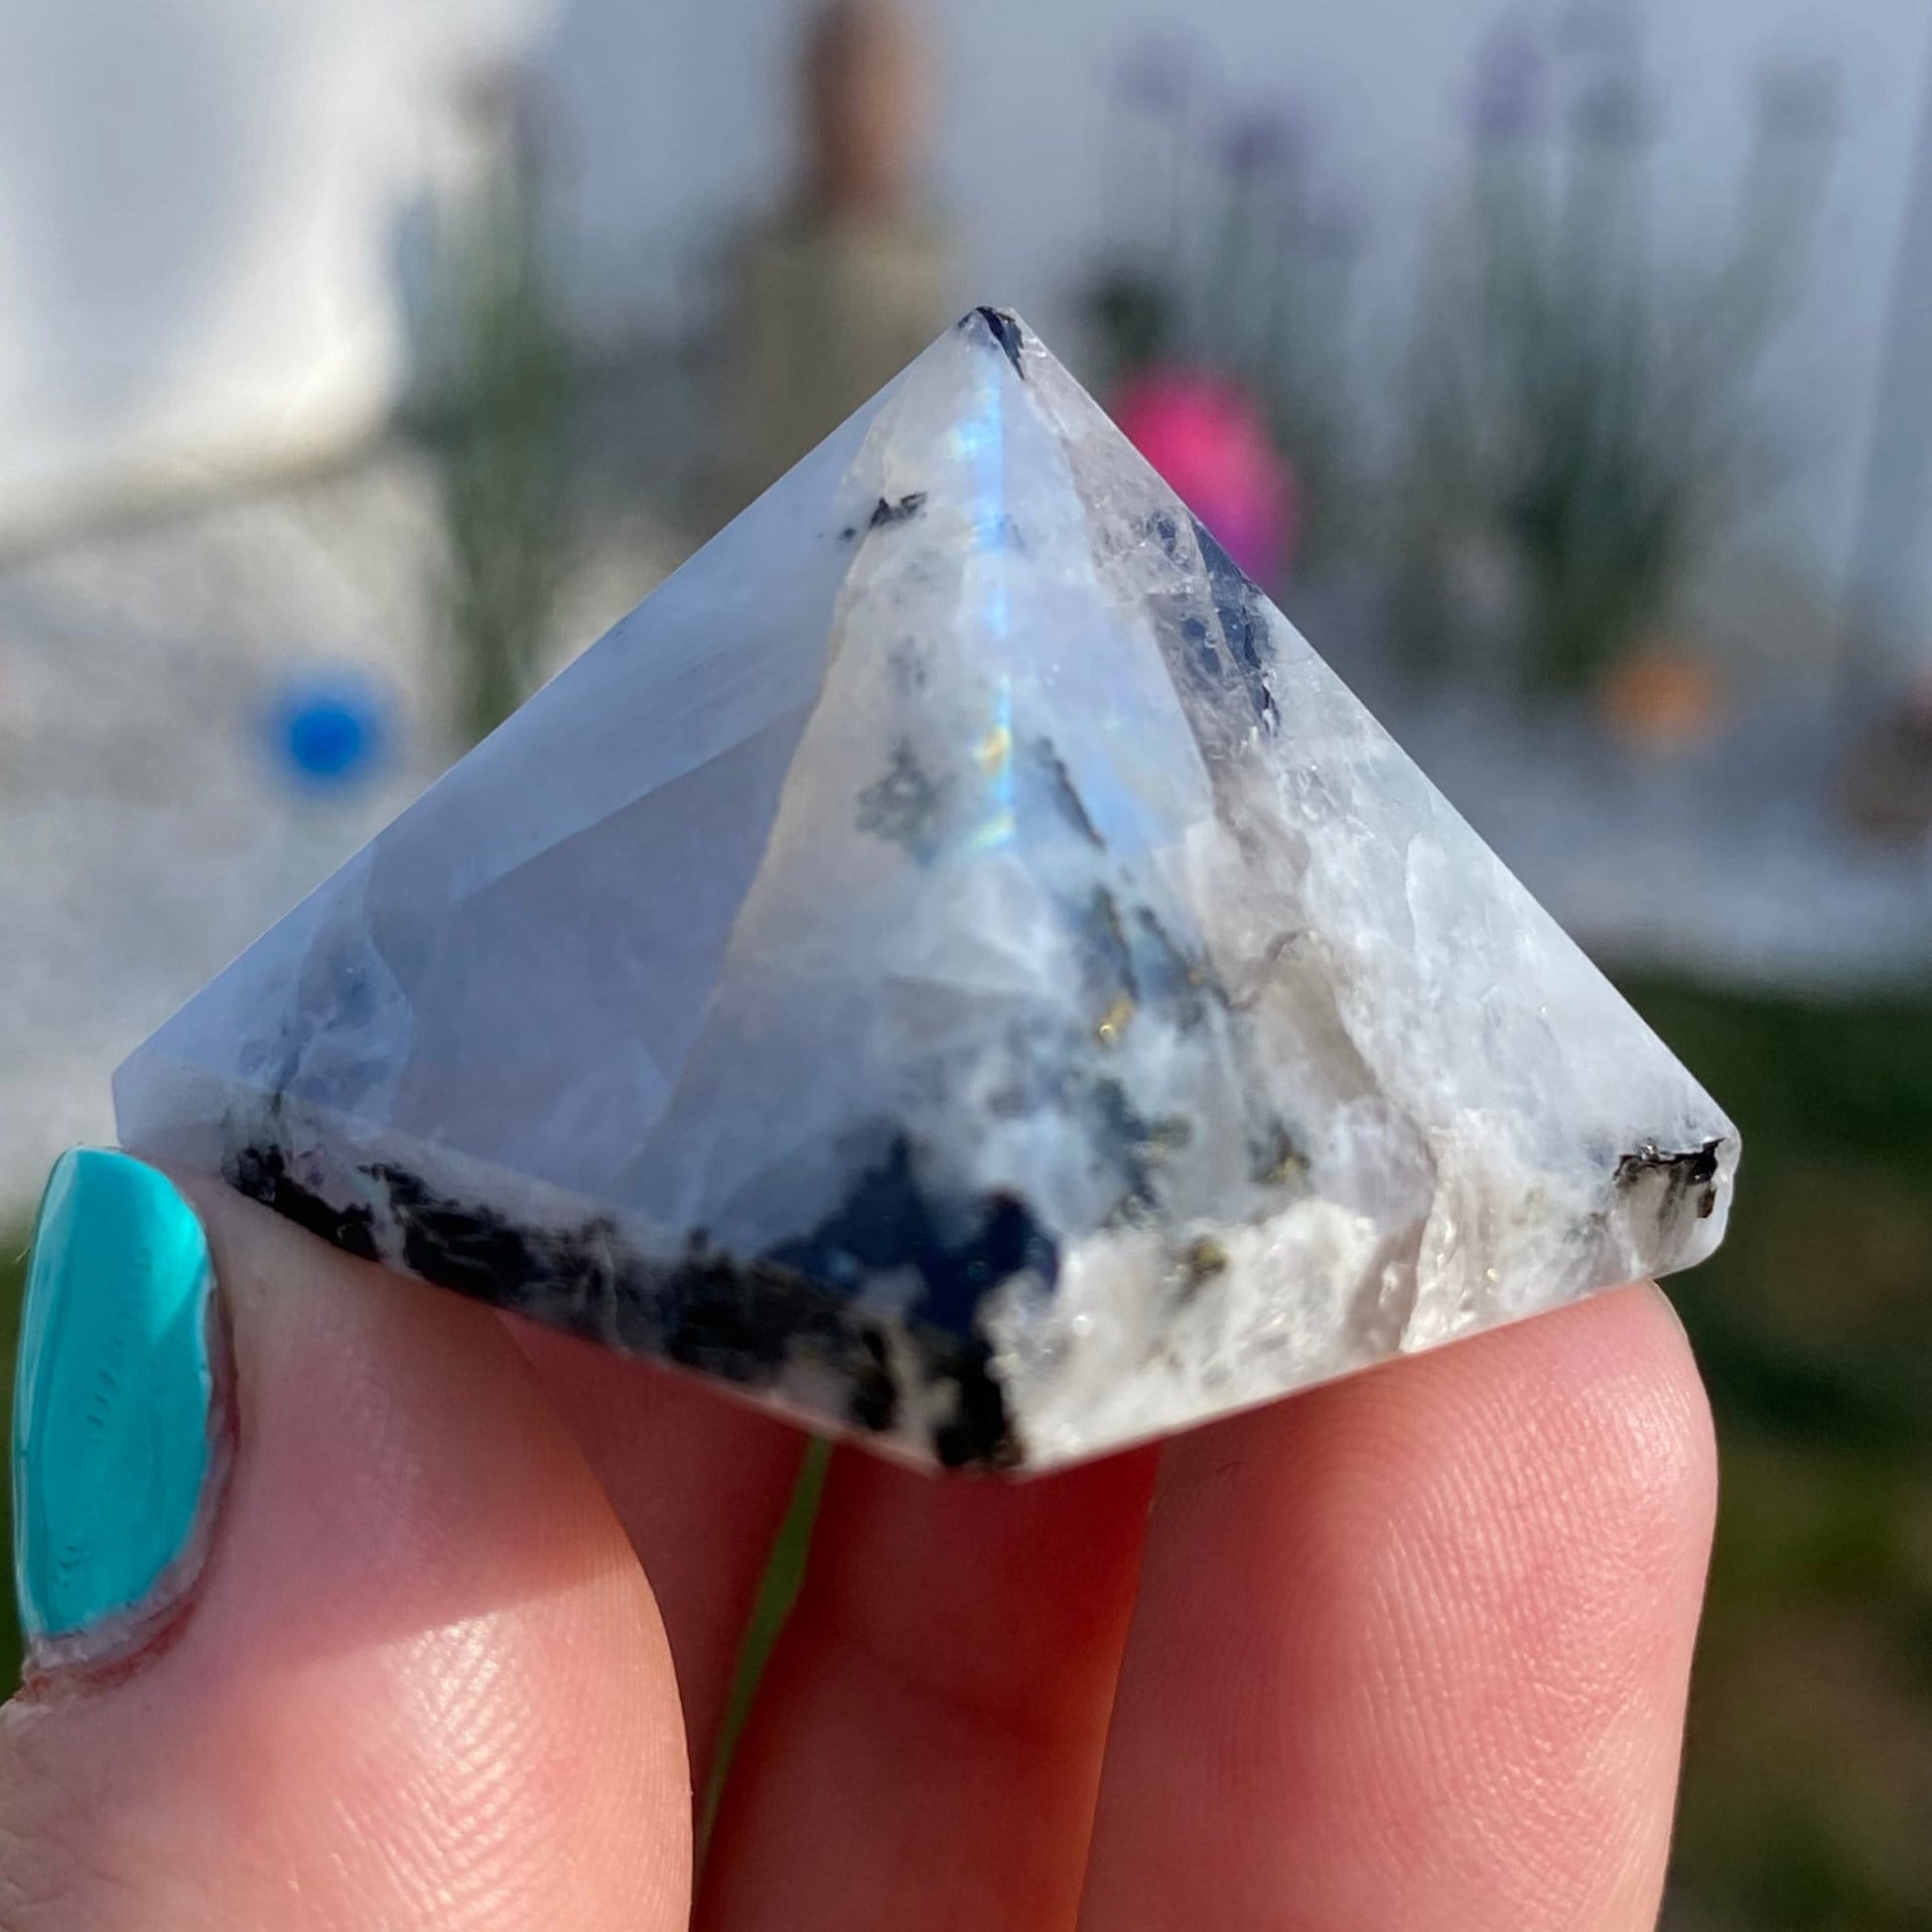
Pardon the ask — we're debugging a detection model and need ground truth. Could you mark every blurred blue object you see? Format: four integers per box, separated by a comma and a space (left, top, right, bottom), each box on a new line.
263, 671, 391, 790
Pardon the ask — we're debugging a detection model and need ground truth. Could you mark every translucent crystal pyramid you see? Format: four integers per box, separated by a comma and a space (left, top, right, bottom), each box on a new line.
115, 309, 1737, 1471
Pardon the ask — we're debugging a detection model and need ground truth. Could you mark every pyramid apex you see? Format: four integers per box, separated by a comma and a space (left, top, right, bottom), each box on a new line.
957, 304, 1030, 377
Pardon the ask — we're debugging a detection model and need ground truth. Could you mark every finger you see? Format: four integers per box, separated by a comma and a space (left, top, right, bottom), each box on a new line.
698, 1444, 1159, 1931
511, 1321, 807, 1791
1079, 1284, 1718, 1932
2, 1153, 691, 1930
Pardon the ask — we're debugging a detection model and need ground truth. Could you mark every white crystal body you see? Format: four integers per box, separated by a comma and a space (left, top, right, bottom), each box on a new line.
116, 311, 1737, 1471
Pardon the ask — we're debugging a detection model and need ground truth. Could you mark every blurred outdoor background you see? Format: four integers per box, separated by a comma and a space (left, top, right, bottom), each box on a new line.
1, 0, 1930, 1922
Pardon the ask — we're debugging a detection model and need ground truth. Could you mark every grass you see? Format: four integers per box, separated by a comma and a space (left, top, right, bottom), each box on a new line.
1621, 983, 1932, 1929
700, 1437, 830, 1855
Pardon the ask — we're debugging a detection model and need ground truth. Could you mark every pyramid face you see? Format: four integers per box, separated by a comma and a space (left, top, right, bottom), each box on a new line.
115, 310, 1736, 1471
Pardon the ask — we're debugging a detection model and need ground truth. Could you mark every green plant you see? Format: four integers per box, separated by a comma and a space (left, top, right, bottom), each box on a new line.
1622, 979, 1932, 1929
1394, 19, 1838, 693
428, 70, 579, 747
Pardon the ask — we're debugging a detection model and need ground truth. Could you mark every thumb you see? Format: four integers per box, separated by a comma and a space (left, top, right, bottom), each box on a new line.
1, 1151, 692, 1930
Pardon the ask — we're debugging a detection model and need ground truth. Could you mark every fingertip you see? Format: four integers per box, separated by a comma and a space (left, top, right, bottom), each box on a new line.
1366, 1281, 1719, 1592
1519, 1281, 1720, 1573
3, 1179, 693, 1930
1082, 1283, 1721, 1932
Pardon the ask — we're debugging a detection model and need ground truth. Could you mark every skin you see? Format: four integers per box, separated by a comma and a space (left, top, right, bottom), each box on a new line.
0, 1177, 1716, 1930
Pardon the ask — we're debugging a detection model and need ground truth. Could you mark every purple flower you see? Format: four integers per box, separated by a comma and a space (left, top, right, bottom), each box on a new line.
1223, 95, 1309, 184
1113, 29, 1197, 117
1569, 66, 1650, 147
1471, 20, 1549, 144
1755, 55, 1840, 144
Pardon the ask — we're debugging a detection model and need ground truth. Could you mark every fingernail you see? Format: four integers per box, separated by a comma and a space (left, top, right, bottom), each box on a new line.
12, 1150, 225, 1671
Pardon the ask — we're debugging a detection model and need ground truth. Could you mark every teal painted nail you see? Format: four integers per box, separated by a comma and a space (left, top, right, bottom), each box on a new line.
12, 1150, 218, 1650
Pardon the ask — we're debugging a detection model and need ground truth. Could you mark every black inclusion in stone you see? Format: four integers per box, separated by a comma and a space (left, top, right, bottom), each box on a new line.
856, 742, 945, 861
1614, 1138, 1725, 1221
1189, 517, 1279, 730
967, 305, 1027, 378
1249, 1117, 1308, 1187
227, 1143, 382, 1262
1085, 1075, 1189, 1211
766, 1134, 1059, 1338
371, 1164, 547, 1303
929, 1334, 1018, 1470
1132, 906, 1211, 1030
1026, 738, 1104, 848
234, 1137, 1024, 1463
652, 1241, 915, 1440
762, 1136, 1042, 1467
1179, 613, 1222, 678
868, 490, 928, 529
1076, 886, 1139, 1011
655, 1239, 886, 1416
655, 1242, 794, 1373
1147, 511, 1183, 559
850, 1327, 900, 1433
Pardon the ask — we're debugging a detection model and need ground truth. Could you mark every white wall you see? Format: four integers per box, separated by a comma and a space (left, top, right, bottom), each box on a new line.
0, 0, 552, 537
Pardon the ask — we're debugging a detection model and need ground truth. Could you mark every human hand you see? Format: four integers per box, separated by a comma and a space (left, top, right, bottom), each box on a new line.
3, 1151, 1715, 1928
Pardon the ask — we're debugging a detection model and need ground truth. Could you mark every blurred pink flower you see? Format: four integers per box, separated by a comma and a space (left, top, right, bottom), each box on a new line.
1113, 367, 1299, 585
